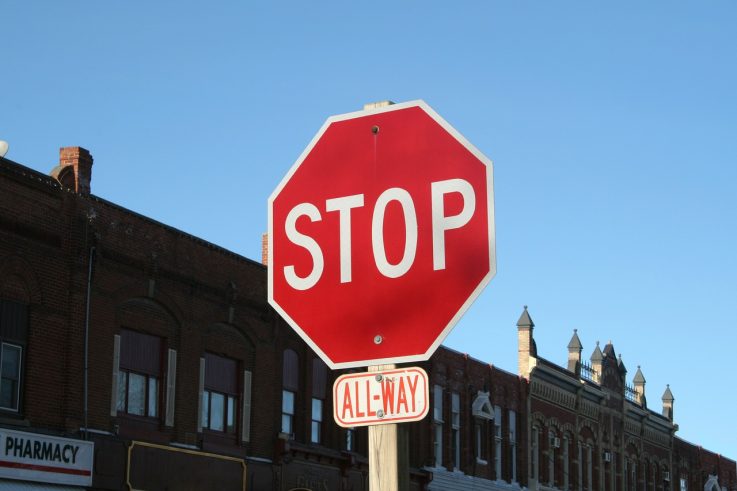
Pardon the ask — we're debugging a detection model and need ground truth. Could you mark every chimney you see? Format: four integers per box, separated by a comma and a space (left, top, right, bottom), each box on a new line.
517, 306, 536, 378
567, 329, 583, 375
662, 385, 674, 421
363, 100, 395, 110
51, 146, 93, 194
261, 233, 269, 266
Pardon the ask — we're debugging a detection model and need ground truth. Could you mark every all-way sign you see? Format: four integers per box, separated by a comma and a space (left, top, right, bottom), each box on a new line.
333, 367, 429, 427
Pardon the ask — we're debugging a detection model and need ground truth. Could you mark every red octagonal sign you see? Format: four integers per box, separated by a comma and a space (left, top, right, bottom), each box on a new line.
268, 101, 495, 369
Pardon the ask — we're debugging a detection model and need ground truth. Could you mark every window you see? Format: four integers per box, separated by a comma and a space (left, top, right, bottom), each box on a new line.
563, 436, 570, 491
201, 353, 238, 433
680, 477, 687, 491
509, 410, 517, 482
578, 442, 584, 491
652, 464, 657, 491
117, 329, 161, 418
311, 359, 327, 444
282, 349, 299, 436
435, 418, 444, 466
494, 405, 502, 479
632, 462, 638, 491
311, 398, 323, 443
451, 392, 460, 470
471, 391, 492, 465
433, 385, 443, 467
586, 445, 593, 491
532, 426, 539, 481
242, 370, 252, 443
549, 430, 557, 486
282, 390, 295, 434
346, 429, 354, 451
0, 300, 28, 413
0, 344, 21, 411
643, 462, 648, 491
610, 452, 619, 489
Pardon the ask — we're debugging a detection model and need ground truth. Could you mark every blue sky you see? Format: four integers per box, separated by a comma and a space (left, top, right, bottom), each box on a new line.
3, 2, 736, 459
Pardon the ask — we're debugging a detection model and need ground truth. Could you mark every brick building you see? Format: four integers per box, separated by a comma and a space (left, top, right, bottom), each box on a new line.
0, 148, 382, 490
418, 347, 527, 490
513, 307, 736, 491
0, 147, 733, 490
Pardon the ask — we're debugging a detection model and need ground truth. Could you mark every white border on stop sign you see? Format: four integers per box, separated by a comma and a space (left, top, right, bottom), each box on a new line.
267, 99, 496, 369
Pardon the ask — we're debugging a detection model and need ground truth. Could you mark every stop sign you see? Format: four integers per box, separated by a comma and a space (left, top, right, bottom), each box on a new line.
268, 100, 495, 369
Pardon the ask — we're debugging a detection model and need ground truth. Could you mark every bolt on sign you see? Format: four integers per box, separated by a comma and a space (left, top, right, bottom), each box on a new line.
268, 100, 495, 369
333, 367, 429, 427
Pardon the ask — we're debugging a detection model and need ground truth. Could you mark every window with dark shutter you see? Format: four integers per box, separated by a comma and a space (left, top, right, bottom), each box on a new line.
201, 353, 239, 434
117, 329, 162, 418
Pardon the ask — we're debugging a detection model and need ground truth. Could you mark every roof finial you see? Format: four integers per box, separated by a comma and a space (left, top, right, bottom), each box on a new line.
524, 305, 528, 310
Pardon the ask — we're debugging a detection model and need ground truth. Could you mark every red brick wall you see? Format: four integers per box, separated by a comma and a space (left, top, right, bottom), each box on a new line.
423, 347, 527, 484
0, 157, 287, 466
674, 438, 737, 491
